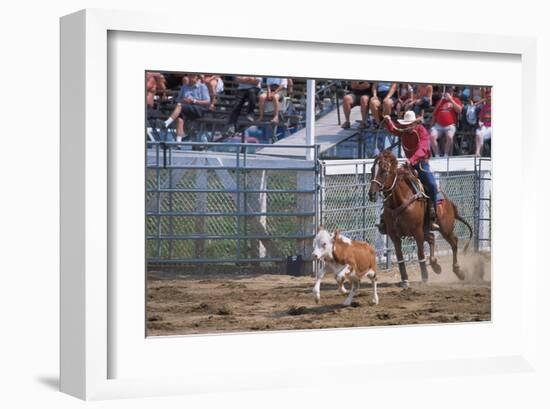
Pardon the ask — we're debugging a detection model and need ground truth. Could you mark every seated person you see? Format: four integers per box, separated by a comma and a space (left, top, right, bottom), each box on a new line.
395, 83, 415, 119
462, 86, 485, 132
201, 74, 224, 110
412, 83, 433, 119
227, 76, 262, 133
163, 73, 210, 143
429, 86, 463, 157
475, 90, 491, 156
258, 77, 288, 124
370, 82, 397, 127
341, 81, 371, 129
146, 72, 166, 122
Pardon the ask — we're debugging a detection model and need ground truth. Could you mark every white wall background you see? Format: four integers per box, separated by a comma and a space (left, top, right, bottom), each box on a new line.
0, 1, 548, 408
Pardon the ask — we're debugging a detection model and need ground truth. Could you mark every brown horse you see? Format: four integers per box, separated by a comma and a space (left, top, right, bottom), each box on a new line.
368, 150, 472, 288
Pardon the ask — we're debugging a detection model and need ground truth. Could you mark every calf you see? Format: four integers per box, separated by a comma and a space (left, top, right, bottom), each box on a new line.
311, 227, 379, 306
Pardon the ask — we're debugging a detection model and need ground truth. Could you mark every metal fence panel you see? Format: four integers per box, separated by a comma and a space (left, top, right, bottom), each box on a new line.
146, 142, 317, 273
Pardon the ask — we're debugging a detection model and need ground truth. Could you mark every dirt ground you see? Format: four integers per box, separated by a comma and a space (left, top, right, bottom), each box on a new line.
147, 253, 491, 336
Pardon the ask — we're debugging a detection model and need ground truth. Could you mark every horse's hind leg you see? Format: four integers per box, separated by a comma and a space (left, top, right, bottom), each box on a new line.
391, 236, 409, 289
426, 232, 442, 274
414, 234, 429, 283
442, 231, 465, 280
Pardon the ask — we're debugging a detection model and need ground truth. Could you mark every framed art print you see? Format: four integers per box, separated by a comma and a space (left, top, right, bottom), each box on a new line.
60, 9, 539, 400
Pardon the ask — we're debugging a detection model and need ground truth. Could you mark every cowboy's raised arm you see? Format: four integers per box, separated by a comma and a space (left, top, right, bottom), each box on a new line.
383, 115, 399, 134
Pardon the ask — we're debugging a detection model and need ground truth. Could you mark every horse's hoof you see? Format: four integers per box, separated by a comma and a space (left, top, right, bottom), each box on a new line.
371, 296, 379, 305
398, 280, 409, 289
453, 265, 465, 280
431, 263, 442, 274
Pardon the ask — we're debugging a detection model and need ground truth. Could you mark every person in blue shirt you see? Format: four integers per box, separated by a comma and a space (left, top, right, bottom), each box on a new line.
164, 74, 211, 143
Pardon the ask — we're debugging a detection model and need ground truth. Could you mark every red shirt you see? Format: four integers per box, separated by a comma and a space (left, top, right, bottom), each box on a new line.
433, 96, 462, 127
478, 103, 491, 127
384, 119, 431, 166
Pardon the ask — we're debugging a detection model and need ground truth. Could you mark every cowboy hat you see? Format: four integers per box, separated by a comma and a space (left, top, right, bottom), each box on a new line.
397, 110, 418, 125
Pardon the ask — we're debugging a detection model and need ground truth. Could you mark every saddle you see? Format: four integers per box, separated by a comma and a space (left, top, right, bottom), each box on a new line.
398, 163, 428, 199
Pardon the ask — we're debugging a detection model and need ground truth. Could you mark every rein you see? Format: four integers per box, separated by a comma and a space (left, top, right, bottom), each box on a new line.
371, 172, 398, 201
371, 166, 424, 217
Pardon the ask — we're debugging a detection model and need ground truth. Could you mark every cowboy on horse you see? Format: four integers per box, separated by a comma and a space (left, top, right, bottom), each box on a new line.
377, 110, 442, 234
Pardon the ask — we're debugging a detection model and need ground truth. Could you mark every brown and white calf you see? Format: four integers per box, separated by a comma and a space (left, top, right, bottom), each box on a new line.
311, 227, 379, 306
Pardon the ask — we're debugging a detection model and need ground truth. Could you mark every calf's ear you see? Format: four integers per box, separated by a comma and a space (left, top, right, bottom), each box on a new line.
333, 228, 341, 238
317, 224, 325, 232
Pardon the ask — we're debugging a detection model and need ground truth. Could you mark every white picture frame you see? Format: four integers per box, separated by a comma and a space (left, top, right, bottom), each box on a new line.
60, 9, 539, 401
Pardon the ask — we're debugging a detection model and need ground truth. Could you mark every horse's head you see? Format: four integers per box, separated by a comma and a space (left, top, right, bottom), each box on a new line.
368, 150, 398, 202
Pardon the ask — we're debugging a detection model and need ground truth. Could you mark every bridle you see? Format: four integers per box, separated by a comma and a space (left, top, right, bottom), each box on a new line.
371, 159, 398, 201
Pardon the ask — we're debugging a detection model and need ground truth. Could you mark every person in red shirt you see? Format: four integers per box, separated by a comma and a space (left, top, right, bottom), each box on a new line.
379, 110, 443, 232
429, 86, 463, 156
475, 89, 491, 156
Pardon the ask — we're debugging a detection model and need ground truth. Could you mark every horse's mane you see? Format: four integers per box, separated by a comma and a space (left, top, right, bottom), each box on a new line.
379, 150, 398, 172
377, 149, 419, 192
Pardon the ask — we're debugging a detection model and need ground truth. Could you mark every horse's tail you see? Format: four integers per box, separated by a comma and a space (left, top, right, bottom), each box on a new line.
451, 201, 473, 252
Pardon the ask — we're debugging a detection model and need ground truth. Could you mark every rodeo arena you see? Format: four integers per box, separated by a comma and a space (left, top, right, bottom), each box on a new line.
145, 74, 492, 335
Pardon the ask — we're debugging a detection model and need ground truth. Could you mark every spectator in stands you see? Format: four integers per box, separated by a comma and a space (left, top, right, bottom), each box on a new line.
461, 85, 486, 132
475, 89, 491, 156
146, 72, 166, 107
287, 78, 294, 96
395, 83, 415, 119
201, 74, 224, 111
412, 83, 433, 119
146, 72, 166, 119
258, 77, 288, 124
163, 73, 210, 143
227, 76, 262, 133
431, 84, 444, 107
429, 86, 463, 156
370, 82, 397, 127
341, 81, 371, 129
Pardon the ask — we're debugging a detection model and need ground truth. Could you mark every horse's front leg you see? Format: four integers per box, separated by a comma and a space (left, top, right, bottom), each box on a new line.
391, 235, 409, 289
312, 260, 326, 303
414, 232, 429, 283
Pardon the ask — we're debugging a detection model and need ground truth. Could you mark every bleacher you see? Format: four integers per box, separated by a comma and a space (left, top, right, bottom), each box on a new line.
147, 75, 490, 158
147, 76, 340, 145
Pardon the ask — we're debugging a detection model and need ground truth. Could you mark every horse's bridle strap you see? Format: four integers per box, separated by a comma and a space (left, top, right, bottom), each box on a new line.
389, 192, 424, 218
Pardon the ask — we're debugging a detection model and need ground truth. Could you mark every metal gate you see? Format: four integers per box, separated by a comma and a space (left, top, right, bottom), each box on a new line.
146, 142, 318, 274
474, 156, 492, 251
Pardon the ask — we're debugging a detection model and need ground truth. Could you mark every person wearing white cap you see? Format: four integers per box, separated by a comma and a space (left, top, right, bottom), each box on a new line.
380, 111, 443, 232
